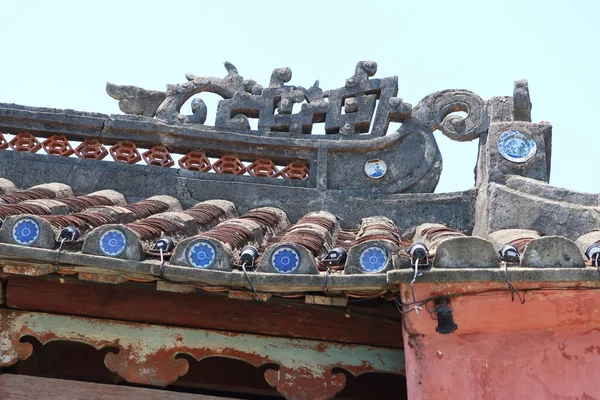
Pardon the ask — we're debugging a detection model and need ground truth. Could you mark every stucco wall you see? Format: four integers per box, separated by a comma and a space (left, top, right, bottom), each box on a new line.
401, 282, 600, 400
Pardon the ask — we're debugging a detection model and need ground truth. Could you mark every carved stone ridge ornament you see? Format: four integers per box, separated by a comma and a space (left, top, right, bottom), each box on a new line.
106, 61, 488, 140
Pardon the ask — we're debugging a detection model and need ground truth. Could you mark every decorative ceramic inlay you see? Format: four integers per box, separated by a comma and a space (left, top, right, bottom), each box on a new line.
498, 130, 537, 163
99, 229, 127, 256
359, 246, 388, 273
271, 246, 300, 273
187, 240, 217, 269
364, 159, 387, 179
12, 218, 40, 245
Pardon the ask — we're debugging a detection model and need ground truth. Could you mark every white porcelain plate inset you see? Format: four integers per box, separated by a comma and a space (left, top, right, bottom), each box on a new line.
498, 130, 537, 163
364, 159, 387, 179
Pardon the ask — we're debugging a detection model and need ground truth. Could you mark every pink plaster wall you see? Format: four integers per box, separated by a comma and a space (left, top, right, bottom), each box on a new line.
401, 282, 600, 400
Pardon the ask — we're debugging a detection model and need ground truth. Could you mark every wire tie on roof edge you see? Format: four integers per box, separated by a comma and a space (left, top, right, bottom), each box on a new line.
159, 247, 166, 279
241, 262, 263, 303
393, 296, 405, 316
503, 260, 525, 304
323, 267, 331, 295
410, 258, 422, 314
54, 237, 67, 272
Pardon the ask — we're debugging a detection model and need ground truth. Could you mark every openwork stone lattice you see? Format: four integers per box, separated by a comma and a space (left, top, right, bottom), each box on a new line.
247, 158, 279, 178
0, 132, 309, 181
41, 135, 74, 157
109, 141, 142, 164
9, 132, 41, 153
142, 146, 174, 167
74, 139, 108, 160
212, 155, 246, 175
276, 161, 310, 180
178, 151, 211, 172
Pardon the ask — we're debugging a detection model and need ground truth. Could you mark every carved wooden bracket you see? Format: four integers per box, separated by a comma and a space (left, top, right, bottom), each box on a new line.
0, 310, 404, 400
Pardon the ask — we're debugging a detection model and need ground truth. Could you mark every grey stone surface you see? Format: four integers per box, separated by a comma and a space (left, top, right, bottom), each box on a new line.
0, 215, 57, 249
151, 212, 200, 237
21, 200, 70, 215
31, 183, 73, 198
513, 79, 532, 122
487, 96, 514, 124
0, 151, 476, 232
433, 237, 499, 269
520, 236, 585, 268
82, 224, 145, 261
106, 82, 166, 117
407, 89, 488, 142
488, 228, 540, 252
413, 223, 465, 254
505, 175, 598, 206
89, 190, 127, 206
171, 236, 234, 272
101, 116, 436, 195
0, 102, 106, 140
83, 206, 137, 224
478, 121, 552, 185
0, 178, 15, 194
575, 231, 600, 255
202, 200, 238, 219
387, 267, 600, 284
345, 239, 398, 274
257, 243, 319, 275
475, 183, 600, 239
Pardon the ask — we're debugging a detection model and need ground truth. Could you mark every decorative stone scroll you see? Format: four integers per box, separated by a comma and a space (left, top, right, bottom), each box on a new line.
107, 61, 488, 140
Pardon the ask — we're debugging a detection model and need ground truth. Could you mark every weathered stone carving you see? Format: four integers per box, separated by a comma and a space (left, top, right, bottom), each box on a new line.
106, 83, 166, 117
408, 89, 488, 142
513, 79, 532, 122
106, 62, 489, 140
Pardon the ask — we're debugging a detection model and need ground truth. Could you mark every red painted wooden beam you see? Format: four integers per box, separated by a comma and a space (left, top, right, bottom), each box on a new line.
5, 275, 402, 348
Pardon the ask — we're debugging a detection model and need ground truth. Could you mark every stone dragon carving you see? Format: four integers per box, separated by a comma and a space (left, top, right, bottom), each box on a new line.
103, 62, 492, 195
106, 61, 488, 141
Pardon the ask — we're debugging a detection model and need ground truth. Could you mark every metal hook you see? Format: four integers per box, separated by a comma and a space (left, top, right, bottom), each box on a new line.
503, 260, 525, 304
159, 247, 166, 279
241, 262, 263, 303
54, 237, 67, 272
323, 267, 331, 294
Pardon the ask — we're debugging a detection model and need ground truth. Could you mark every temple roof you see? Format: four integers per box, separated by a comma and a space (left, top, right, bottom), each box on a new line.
0, 61, 599, 299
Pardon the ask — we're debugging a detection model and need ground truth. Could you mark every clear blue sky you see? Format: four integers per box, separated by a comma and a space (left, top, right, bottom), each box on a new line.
0, 0, 598, 193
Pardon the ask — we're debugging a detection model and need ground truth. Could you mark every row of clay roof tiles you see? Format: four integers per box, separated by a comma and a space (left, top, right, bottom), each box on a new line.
0, 178, 598, 280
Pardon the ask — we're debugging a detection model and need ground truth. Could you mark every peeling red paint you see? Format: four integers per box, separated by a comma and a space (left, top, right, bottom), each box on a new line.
402, 282, 600, 400
265, 366, 346, 400
0, 310, 403, 400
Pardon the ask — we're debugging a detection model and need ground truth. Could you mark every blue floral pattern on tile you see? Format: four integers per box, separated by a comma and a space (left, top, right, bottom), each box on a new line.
359, 246, 387, 273
98, 229, 127, 256
271, 247, 300, 273
364, 159, 387, 179
187, 240, 216, 269
12, 218, 40, 245
498, 130, 537, 163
